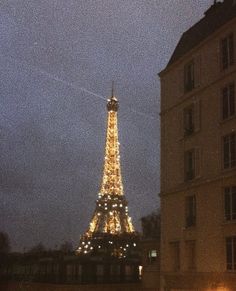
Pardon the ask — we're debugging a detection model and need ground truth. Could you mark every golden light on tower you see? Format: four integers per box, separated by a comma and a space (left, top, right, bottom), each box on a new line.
99, 89, 124, 197
76, 87, 138, 257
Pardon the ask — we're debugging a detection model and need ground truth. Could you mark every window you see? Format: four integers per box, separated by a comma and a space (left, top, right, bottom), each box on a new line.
185, 195, 196, 227
110, 264, 120, 276
125, 265, 132, 276
96, 265, 104, 282
185, 150, 195, 180
181, 101, 201, 138
184, 61, 195, 92
184, 105, 194, 136
223, 133, 236, 169
170, 242, 180, 271
221, 33, 234, 70
224, 186, 236, 221
185, 241, 196, 270
184, 148, 201, 181
148, 249, 157, 263
226, 237, 236, 271
222, 83, 235, 120
96, 265, 104, 276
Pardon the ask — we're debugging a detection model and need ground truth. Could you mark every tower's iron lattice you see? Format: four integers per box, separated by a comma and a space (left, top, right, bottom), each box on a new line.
77, 91, 139, 259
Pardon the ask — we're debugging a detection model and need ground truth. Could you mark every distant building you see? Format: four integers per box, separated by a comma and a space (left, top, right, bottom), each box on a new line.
159, 0, 236, 290
140, 212, 160, 290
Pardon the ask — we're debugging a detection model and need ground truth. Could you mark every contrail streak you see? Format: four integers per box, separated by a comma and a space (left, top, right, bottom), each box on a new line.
2, 54, 155, 119
38, 68, 106, 100
1, 53, 106, 101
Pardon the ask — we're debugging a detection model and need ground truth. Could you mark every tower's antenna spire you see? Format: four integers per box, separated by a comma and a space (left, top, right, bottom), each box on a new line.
111, 81, 115, 98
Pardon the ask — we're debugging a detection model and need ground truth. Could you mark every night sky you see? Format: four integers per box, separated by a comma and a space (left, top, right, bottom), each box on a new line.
1, 0, 212, 251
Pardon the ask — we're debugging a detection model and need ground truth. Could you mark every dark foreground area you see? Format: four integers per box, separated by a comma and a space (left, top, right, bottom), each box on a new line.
0, 282, 157, 291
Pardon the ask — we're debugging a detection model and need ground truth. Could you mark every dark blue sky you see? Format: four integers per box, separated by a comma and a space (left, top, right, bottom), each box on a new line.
0, 0, 212, 251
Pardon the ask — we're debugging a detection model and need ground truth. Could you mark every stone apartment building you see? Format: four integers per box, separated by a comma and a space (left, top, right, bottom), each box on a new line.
159, 0, 236, 290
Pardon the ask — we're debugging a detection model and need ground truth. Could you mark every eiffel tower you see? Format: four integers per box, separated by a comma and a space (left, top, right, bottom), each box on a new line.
77, 87, 139, 259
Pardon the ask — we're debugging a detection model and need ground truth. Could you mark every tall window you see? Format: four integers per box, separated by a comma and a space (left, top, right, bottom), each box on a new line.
184, 61, 195, 92
96, 265, 104, 282
185, 150, 195, 180
148, 249, 157, 264
224, 186, 236, 221
185, 240, 196, 270
223, 133, 236, 169
221, 33, 234, 70
170, 242, 180, 271
222, 83, 235, 120
185, 195, 196, 227
226, 237, 236, 271
184, 105, 194, 136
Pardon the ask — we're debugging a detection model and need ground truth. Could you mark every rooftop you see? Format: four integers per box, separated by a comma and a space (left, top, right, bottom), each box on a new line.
166, 0, 236, 69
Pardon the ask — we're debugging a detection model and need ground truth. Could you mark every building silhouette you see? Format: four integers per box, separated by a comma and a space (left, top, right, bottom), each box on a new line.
159, 0, 236, 290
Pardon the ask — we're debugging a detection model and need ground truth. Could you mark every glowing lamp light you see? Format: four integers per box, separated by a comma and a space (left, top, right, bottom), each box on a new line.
138, 266, 143, 278
209, 283, 229, 291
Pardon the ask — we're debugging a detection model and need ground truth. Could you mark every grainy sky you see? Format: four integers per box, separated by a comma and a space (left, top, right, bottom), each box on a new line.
0, 0, 212, 251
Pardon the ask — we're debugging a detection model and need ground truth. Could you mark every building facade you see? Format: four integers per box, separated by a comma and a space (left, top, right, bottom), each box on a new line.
140, 212, 161, 290
159, 1, 236, 290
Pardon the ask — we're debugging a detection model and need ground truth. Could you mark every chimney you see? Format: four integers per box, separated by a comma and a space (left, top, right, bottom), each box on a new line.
204, 1, 223, 16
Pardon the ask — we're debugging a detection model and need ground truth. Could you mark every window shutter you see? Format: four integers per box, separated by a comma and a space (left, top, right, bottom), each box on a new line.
194, 100, 201, 132
179, 67, 184, 95
229, 83, 235, 116
179, 109, 184, 139
195, 147, 201, 178
229, 33, 234, 66
222, 38, 228, 69
222, 87, 229, 120
194, 55, 201, 88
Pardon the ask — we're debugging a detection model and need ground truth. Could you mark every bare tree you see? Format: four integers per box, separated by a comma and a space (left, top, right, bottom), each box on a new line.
28, 242, 46, 254
59, 241, 73, 253
0, 232, 10, 254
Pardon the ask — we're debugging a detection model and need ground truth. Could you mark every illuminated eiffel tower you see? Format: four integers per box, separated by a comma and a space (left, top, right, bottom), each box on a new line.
77, 87, 139, 259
